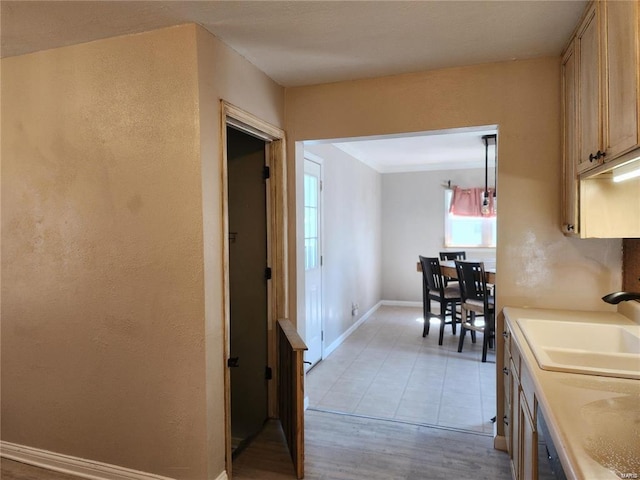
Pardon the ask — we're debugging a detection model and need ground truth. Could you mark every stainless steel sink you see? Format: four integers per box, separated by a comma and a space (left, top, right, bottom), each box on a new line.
517, 318, 640, 380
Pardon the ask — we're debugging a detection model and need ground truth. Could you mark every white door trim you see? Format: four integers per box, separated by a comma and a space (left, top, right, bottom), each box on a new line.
303, 157, 324, 369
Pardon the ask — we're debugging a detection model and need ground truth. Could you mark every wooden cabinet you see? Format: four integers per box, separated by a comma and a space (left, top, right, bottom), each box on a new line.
561, 0, 640, 237
576, 2, 604, 174
510, 358, 521, 478
502, 330, 517, 475
519, 392, 537, 480
603, 0, 640, 160
503, 323, 541, 480
561, 40, 580, 234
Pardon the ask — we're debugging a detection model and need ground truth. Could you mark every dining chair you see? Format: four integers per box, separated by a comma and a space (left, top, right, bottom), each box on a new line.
439, 251, 466, 285
439, 251, 466, 261
454, 260, 495, 362
419, 256, 461, 345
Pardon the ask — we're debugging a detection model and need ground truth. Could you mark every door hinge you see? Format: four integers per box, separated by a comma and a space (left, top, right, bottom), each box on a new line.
265, 366, 272, 380
320, 180, 323, 191
321, 331, 324, 341
263, 165, 270, 180
265, 267, 272, 280
320, 255, 323, 266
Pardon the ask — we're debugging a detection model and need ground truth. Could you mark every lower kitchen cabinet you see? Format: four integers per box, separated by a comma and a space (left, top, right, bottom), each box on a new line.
504, 323, 555, 480
520, 391, 536, 480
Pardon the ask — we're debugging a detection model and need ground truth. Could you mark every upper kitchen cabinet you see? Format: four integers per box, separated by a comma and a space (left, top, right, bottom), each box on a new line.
576, 2, 603, 175
603, 0, 640, 161
561, 0, 640, 238
565, 0, 640, 175
561, 41, 580, 234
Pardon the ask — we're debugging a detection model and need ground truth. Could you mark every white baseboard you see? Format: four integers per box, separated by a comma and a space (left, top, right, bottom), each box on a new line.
323, 301, 381, 358
215, 471, 228, 480
0, 441, 181, 480
381, 300, 422, 308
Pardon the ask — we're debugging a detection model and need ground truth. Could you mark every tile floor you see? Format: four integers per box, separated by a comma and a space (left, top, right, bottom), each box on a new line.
306, 305, 497, 435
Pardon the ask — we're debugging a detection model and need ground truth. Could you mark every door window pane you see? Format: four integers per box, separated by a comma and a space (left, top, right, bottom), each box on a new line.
304, 173, 319, 270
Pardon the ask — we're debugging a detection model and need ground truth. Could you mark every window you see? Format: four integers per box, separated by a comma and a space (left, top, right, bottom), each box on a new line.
304, 173, 320, 270
444, 189, 496, 248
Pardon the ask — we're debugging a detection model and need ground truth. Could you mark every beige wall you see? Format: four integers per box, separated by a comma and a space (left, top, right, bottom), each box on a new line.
1, 23, 285, 479
303, 144, 382, 349
381, 168, 495, 302
196, 23, 284, 478
1, 25, 208, 478
285, 57, 621, 315
284, 56, 622, 439
195, 25, 285, 477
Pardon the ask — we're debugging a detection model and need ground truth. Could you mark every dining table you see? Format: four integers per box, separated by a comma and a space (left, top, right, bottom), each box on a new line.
416, 259, 496, 284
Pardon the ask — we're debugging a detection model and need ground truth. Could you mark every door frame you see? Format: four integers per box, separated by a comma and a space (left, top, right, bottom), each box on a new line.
221, 101, 288, 475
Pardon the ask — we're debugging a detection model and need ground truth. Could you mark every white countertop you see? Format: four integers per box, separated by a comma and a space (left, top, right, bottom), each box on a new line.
503, 306, 640, 480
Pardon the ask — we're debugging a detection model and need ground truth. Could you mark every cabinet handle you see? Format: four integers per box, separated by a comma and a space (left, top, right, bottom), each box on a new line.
566, 224, 574, 232
502, 331, 509, 339
503, 367, 509, 376
503, 415, 509, 426
590, 150, 607, 162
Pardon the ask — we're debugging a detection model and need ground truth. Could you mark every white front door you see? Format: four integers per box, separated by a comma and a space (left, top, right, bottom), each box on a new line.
304, 158, 323, 370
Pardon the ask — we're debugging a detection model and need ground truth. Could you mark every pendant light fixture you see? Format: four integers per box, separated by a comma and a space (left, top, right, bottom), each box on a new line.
481, 134, 497, 215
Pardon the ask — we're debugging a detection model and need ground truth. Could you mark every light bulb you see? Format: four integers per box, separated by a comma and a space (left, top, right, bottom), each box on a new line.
481, 196, 490, 215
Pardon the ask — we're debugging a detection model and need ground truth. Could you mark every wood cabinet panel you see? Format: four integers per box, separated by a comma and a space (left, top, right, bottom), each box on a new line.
562, 41, 580, 235
520, 393, 537, 480
581, 176, 640, 238
604, 0, 640, 159
511, 358, 521, 479
577, 3, 603, 174
505, 322, 543, 480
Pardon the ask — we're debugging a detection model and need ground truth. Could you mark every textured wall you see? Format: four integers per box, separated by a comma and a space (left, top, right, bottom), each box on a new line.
194, 25, 285, 477
285, 57, 621, 315
381, 168, 495, 302
1, 23, 286, 479
303, 144, 382, 348
284, 56, 622, 442
1, 25, 208, 478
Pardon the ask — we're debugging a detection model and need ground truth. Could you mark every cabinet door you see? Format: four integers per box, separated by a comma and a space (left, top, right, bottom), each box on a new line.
503, 345, 512, 461
604, 0, 640, 159
577, 3, 604, 173
520, 391, 538, 480
511, 359, 521, 478
562, 40, 580, 235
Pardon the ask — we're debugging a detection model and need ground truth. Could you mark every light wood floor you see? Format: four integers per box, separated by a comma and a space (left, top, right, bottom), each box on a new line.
2, 409, 511, 480
234, 410, 511, 479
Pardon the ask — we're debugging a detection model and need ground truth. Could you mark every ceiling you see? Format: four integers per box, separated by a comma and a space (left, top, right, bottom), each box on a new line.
310, 127, 498, 173
2, 1, 586, 88
1, 1, 585, 170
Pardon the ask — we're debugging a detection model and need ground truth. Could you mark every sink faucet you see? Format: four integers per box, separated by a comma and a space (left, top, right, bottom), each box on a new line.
602, 291, 640, 304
